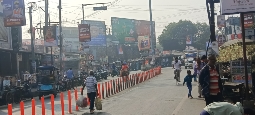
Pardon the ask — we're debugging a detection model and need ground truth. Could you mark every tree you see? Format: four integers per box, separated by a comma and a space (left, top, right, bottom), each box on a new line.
158, 20, 210, 50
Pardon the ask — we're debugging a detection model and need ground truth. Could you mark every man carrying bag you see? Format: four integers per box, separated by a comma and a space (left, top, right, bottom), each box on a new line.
81, 70, 98, 114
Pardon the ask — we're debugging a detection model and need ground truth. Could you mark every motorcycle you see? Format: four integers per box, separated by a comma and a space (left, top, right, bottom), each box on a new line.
57, 76, 68, 92
101, 69, 108, 80
14, 80, 33, 103
111, 69, 119, 77
0, 85, 15, 105
94, 70, 102, 81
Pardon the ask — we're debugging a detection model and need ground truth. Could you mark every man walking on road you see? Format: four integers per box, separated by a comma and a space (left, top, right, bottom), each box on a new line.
174, 57, 182, 82
199, 55, 223, 105
81, 71, 98, 114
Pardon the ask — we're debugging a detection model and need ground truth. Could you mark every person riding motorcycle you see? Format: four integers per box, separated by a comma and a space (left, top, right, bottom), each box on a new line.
66, 68, 75, 90
111, 62, 118, 76
120, 62, 129, 77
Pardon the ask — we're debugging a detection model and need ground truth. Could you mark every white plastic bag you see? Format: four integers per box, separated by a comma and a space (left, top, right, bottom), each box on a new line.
76, 95, 87, 107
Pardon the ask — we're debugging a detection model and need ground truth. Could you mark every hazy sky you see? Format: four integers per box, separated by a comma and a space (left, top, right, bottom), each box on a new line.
22, 0, 221, 39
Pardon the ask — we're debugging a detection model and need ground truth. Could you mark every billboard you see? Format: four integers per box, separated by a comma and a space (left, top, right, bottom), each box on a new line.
217, 15, 225, 28
186, 35, 192, 45
244, 13, 254, 29
217, 35, 226, 47
43, 26, 58, 46
138, 36, 150, 51
21, 39, 44, 53
78, 24, 91, 42
81, 20, 106, 46
220, 0, 255, 15
2, 0, 26, 27
63, 38, 80, 53
111, 17, 137, 43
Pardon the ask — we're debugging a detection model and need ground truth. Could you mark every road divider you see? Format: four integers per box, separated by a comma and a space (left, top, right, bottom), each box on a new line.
7, 66, 161, 115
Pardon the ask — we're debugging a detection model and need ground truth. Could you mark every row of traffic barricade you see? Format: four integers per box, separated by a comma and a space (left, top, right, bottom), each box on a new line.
7, 66, 161, 115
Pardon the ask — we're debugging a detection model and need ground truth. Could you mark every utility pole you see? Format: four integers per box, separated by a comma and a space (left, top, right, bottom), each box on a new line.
59, 0, 63, 73
149, 0, 154, 55
209, 0, 216, 42
28, 2, 36, 74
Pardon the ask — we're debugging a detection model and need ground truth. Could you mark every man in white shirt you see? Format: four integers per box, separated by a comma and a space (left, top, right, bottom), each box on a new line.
173, 57, 182, 82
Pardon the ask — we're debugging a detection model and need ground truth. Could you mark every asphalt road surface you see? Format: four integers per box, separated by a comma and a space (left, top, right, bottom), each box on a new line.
0, 68, 206, 115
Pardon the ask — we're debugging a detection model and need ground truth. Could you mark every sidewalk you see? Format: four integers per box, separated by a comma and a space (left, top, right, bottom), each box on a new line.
173, 82, 205, 115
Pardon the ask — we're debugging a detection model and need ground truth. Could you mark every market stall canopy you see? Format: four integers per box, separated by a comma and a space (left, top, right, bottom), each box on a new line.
220, 39, 254, 48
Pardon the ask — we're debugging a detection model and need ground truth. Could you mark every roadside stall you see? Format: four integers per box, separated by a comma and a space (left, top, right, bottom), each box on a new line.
217, 39, 255, 102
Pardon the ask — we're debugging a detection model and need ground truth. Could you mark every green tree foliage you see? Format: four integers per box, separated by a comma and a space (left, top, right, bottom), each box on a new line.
158, 20, 210, 50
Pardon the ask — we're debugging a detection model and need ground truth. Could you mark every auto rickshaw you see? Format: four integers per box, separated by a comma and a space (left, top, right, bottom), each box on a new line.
37, 66, 58, 99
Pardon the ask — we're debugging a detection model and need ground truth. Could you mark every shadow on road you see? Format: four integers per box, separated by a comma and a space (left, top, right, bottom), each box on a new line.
81, 112, 111, 115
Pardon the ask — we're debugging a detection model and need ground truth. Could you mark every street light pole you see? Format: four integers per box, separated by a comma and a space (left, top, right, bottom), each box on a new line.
149, 0, 154, 55
28, 2, 36, 73
59, 0, 63, 73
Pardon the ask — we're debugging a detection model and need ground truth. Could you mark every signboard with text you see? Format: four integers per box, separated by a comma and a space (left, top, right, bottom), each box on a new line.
111, 17, 136, 43
78, 24, 91, 42
244, 13, 254, 29
2, 0, 26, 27
81, 20, 106, 46
221, 0, 255, 15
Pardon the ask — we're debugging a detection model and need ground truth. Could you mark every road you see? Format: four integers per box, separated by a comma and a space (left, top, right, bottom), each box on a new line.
0, 68, 205, 115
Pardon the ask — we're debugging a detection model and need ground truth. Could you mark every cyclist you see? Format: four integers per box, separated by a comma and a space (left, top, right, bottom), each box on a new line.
173, 57, 182, 82
66, 68, 75, 90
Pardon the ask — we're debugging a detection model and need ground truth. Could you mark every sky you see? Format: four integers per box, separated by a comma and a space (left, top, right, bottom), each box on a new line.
22, 0, 221, 40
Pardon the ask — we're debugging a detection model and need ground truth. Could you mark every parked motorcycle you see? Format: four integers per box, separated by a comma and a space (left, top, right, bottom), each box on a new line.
0, 85, 15, 105
14, 80, 33, 103
101, 69, 108, 80
94, 70, 102, 81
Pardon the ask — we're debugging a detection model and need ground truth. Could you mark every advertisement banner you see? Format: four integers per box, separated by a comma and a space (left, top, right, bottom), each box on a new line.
63, 38, 80, 53
2, 0, 26, 27
43, 26, 58, 46
135, 20, 150, 37
111, 17, 136, 43
78, 24, 91, 42
138, 36, 150, 51
117, 45, 123, 54
21, 39, 44, 53
81, 20, 106, 46
217, 35, 226, 47
244, 13, 254, 29
186, 35, 192, 45
220, 0, 255, 15
217, 15, 225, 28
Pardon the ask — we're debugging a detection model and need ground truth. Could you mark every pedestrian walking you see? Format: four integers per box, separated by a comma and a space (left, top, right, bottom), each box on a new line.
183, 70, 196, 99
198, 55, 207, 98
193, 57, 197, 82
194, 57, 203, 98
199, 55, 223, 106
81, 70, 98, 114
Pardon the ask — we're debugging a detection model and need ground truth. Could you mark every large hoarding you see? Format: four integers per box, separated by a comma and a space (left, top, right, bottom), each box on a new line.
111, 17, 136, 44
81, 20, 106, 46
2, 0, 26, 27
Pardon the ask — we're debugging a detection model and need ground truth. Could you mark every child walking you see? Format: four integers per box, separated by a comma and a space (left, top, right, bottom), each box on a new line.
183, 70, 195, 99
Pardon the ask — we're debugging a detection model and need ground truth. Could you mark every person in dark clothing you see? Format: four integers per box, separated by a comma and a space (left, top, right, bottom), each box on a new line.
199, 55, 223, 106
183, 70, 196, 99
